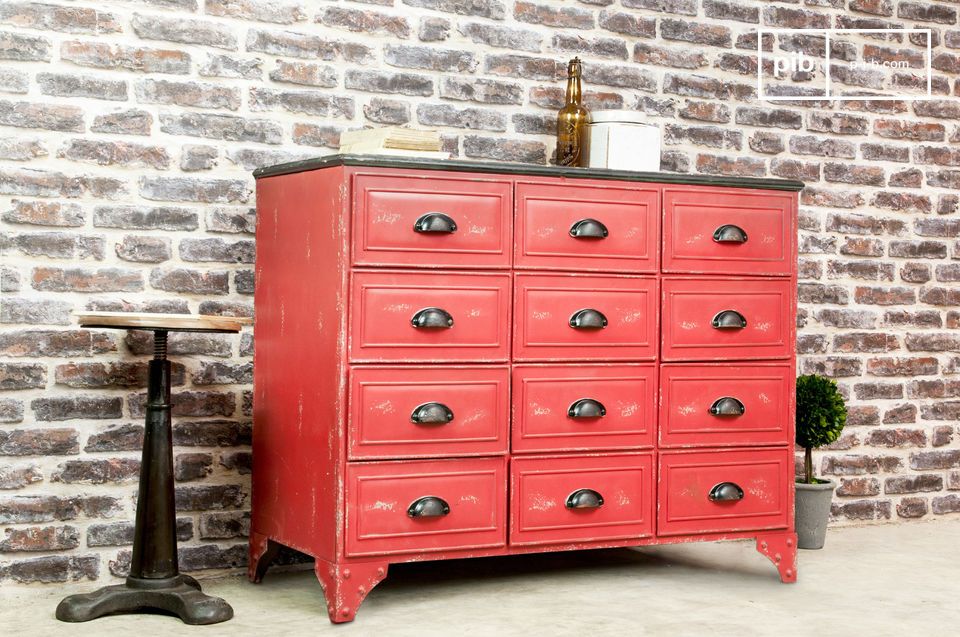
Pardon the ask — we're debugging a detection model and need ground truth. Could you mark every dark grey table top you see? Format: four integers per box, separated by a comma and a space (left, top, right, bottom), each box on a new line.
253, 154, 805, 192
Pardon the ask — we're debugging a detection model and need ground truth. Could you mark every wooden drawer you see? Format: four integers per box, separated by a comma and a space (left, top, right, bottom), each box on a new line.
514, 180, 659, 273
510, 453, 655, 546
512, 364, 656, 453
661, 277, 792, 361
663, 187, 794, 275
658, 448, 790, 537
352, 172, 512, 269
345, 457, 507, 557
349, 270, 511, 362
659, 364, 792, 448
348, 366, 509, 459
513, 273, 658, 361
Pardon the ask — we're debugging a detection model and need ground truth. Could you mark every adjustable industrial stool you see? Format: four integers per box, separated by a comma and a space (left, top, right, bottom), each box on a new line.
57, 312, 249, 625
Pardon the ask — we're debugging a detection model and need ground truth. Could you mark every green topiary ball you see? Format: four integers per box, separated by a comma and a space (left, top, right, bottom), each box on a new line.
796, 374, 846, 450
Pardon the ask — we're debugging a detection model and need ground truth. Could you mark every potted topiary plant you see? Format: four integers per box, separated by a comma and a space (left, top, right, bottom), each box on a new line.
795, 374, 846, 549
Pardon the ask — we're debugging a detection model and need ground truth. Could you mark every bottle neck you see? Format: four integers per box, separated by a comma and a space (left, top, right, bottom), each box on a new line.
565, 73, 581, 105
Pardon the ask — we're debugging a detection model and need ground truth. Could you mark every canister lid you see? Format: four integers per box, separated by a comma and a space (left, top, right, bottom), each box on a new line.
588, 109, 649, 125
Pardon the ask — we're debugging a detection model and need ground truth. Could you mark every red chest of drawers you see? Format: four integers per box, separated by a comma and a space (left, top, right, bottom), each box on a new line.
250, 156, 803, 623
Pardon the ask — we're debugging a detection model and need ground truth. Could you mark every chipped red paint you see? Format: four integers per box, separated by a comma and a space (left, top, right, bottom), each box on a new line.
756, 532, 799, 583
352, 172, 512, 269
514, 180, 659, 273
659, 363, 792, 448
513, 273, 659, 362
662, 187, 795, 276
345, 456, 507, 557
348, 365, 510, 460
510, 453, 655, 546
511, 364, 657, 453
658, 448, 792, 537
350, 269, 511, 363
661, 277, 794, 362
252, 165, 799, 623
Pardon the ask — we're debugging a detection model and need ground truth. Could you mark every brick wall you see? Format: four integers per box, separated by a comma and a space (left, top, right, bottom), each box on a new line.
1, 0, 959, 586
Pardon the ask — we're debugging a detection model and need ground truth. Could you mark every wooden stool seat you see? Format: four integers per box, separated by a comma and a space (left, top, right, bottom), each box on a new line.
76, 311, 249, 333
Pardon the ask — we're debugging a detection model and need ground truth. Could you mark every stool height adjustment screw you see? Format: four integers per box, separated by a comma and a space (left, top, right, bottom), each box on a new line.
154, 330, 168, 361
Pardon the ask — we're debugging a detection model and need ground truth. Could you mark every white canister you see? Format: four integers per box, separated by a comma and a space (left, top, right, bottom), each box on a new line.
583, 110, 661, 172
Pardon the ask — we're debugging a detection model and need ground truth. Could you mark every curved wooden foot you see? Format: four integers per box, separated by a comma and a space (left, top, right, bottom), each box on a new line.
248, 532, 281, 583
314, 559, 389, 623
756, 532, 798, 583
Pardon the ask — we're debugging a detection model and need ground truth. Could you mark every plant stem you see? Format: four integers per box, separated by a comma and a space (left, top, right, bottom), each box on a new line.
804, 447, 814, 484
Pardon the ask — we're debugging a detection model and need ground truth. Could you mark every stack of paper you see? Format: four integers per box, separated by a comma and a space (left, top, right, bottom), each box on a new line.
339, 127, 449, 159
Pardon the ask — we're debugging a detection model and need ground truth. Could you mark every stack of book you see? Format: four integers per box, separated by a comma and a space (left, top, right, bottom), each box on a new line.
339, 127, 449, 159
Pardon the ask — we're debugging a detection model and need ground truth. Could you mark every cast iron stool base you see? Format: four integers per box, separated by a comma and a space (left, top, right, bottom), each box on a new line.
56, 318, 242, 625
56, 574, 232, 625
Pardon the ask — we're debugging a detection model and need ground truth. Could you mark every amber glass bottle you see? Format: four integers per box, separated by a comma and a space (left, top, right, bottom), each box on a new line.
555, 57, 590, 167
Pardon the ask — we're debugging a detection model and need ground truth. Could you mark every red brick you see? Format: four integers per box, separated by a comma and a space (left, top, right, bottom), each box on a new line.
0, 464, 42, 489
921, 402, 960, 421
175, 485, 246, 512
873, 119, 945, 142
0, 555, 99, 583
932, 426, 954, 447
889, 168, 923, 188
932, 495, 960, 515
833, 332, 899, 353
867, 357, 938, 377
52, 459, 139, 484
910, 450, 960, 470
821, 454, 902, 475
883, 404, 917, 424
831, 499, 892, 521
802, 356, 863, 378
846, 405, 881, 427
866, 427, 926, 447
896, 497, 928, 518
836, 477, 880, 497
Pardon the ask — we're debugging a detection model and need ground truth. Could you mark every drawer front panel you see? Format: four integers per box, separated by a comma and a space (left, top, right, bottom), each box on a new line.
660, 364, 792, 448
349, 366, 510, 459
658, 448, 790, 536
515, 181, 659, 273
512, 365, 656, 453
663, 187, 793, 275
346, 457, 506, 557
352, 173, 512, 268
514, 274, 658, 361
661, 278, 792, 361
350, 270, 511, 362
510, 453, 655, 546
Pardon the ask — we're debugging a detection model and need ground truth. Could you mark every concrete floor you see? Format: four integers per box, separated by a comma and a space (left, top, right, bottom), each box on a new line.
3, 520, 958, 637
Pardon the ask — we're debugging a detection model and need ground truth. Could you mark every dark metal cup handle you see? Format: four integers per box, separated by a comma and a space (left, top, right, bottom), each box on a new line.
568, 398, 606, 419
569, 218, 608, 239
411, 307, 454, 329
708, 482, 745, 502
414, 212, 457, 234
407, 496, 450, 518
709, 397, 745, 417
713, 224, 748, 243
569, 308, 608, 329
410, 402, 454, 424
712, 310, 747, 329
566, 489, 604, 509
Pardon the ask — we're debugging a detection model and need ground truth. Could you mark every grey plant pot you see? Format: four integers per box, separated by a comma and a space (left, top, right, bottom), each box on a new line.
795, 479, 836, 550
